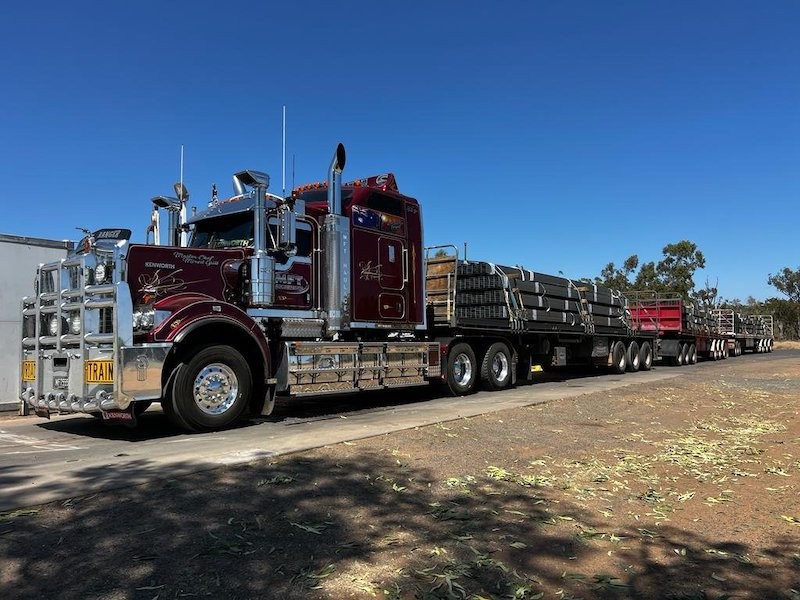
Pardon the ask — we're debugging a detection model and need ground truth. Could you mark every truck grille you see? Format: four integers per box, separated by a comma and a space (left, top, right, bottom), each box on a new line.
20, 245, 133, 414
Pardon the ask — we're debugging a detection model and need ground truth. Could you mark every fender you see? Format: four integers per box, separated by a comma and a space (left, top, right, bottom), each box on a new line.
153, 299, 271, 381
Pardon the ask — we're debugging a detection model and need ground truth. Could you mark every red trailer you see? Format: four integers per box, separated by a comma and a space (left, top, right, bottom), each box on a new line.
629, 296, 728, 365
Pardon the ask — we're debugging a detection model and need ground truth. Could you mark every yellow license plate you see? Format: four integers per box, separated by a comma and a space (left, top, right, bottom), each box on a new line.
22, 360, 36, 381
85, 360, 114, 383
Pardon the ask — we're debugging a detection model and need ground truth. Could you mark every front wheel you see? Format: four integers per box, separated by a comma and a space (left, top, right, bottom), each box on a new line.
446, 342, 477, 396
167, 345, 252, 432
480, 342, 513, 391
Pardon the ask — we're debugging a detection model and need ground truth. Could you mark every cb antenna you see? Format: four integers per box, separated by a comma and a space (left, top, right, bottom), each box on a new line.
282, 105, 286, 197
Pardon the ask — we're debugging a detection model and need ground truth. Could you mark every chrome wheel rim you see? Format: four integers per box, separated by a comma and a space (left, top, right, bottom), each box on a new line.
453, 353, 473, 386
492, 352, 509, 383
193, 363, 239, 415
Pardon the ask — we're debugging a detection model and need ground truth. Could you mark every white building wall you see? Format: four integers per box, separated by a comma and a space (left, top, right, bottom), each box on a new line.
0, 235, 72, 412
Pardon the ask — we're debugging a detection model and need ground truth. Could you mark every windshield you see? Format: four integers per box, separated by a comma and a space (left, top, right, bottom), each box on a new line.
189, 214, 254, 249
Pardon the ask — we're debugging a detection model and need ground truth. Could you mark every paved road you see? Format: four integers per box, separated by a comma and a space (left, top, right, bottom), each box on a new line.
0, 355, 784, 511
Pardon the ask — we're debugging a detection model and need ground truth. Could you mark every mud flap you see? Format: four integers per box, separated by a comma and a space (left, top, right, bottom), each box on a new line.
34, 406, 51, 419
101, 406, 138, 428
260, 381, 277, 416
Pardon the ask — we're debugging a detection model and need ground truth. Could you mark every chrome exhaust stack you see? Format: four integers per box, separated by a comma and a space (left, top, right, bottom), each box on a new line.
234, 169, 275, 307
150, 195, 181, 246
323, 143, 350, 336
327, 143, 346, 215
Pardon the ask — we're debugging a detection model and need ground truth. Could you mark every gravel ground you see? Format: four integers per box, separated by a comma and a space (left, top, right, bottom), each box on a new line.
1, 350, 799, 600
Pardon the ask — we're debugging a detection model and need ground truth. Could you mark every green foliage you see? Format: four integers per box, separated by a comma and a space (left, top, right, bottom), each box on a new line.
654, 241, 705, 298
765, 266, 800, 339
695, 277, 719, 309
595, 240, 705, 299
767, 266, 800, 302
764, 298, 800, 340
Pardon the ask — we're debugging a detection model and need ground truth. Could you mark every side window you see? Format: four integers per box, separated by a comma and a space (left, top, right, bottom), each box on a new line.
267, 221, 313, 258
366, 192, 404, 217
352, 192, 407, 238
296, 226, 312, 257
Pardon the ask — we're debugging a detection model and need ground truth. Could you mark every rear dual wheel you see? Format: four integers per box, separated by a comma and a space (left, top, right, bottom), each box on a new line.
638, 342, 653, 371
445, 343, 478, 396
480, 342, 513, 391
626, 341, 640, 372
611, 341, 627, 374
446, 341, 513, 396
674, 345, 684, 367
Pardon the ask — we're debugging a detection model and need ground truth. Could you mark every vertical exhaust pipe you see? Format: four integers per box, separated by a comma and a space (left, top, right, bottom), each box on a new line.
327, 143, 346, 215
233, 169, 274, 306
323, 143, 349, 336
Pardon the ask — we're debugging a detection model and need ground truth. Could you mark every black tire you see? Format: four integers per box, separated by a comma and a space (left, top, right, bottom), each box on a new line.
133, 401, 153, 416
169, 345, 252, 432
626, 341, 640, 372
688, 344, 697, 365
161, 372, 194, 431
611, 341, 627, 374
639, 342, 653, 371
675, 344, 685, 367
682, 343, 691, 365
446, 342, 478, 396
480, 342, 513, 391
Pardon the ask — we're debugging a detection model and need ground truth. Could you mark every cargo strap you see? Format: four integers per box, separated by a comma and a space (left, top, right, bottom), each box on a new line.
571, 282, 595, 335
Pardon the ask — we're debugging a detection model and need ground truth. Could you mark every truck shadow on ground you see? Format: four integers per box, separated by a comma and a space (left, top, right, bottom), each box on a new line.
29, 367, 612, 441
1, 450, 797, 600
27, 350, 790, 443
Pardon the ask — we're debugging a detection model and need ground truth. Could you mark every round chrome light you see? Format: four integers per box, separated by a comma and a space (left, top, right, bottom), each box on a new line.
69, 313, 81, 335
48, 315, 59, 336
94, 262, 107, 283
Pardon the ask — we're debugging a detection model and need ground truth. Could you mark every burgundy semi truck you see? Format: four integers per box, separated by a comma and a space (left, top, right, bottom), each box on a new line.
20, 144, 658, 431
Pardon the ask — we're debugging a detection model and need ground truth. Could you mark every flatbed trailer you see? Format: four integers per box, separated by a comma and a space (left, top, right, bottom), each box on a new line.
629, 296, 727, 365
425, 254, 659, 393
711, 309, 774, 355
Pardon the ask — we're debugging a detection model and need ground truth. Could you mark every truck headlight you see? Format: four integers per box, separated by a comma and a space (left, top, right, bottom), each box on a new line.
133, 307, 156, 331
48, 315, 60, 336
94, 262, 111, 283
22, 315, 36, 338
69, 313, 81, 334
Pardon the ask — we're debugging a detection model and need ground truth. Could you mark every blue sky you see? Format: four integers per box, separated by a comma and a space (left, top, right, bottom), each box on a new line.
1, 1, 798, 302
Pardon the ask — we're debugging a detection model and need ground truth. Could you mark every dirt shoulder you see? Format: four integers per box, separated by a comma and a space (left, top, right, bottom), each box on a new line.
2, 353, 800, 600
